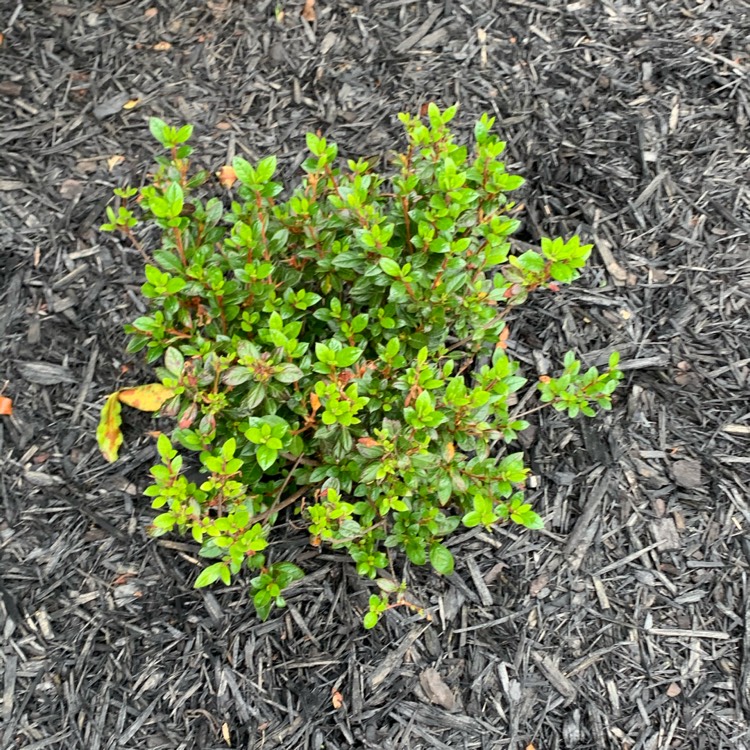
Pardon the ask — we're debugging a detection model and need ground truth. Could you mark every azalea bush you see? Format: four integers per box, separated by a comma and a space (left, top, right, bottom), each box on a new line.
98, 105, 621, 627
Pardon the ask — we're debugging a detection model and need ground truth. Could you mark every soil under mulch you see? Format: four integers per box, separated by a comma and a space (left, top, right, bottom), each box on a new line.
2, 1, 749, 748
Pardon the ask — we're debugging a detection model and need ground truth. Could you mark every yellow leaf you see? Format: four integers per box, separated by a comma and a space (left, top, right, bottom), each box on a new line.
118, 383, 175, 412
97, 393, 123, 462
122, 98, 141, 110
310, 392, 321, 413
221, 722, 231, 745
445, 442, 455, 462
153, 40, 172, 51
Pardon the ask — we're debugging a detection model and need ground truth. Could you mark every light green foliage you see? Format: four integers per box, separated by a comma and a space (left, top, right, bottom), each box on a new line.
101, 105, 621, 626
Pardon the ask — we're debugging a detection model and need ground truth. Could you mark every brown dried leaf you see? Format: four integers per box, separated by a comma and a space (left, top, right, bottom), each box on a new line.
107, 154, 125, 171
217, 165, 237, 189
60, 179, 84, 200
301, 0, 316, 21
419, 667, 456, 711
153, 40, 172, 51
529, 573, 549, 597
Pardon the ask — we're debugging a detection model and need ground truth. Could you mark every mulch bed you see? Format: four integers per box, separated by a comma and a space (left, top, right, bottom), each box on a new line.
2, 1, 749, 748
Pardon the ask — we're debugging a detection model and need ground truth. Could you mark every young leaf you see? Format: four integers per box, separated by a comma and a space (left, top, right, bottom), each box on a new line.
363, 611, 379, 629
97, 392, 123, 462
335, 347, 363, 368
174, 124, 193, 144
256, 155, 277, 183
379, 257, 401, 277
148, 117, 169, 147
232, 156, 256, 186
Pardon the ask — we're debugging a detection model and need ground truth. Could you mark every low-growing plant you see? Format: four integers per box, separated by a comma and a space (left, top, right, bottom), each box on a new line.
98, 105, 622, 627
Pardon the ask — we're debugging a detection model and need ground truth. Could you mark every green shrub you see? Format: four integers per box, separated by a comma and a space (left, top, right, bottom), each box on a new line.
98, 104, 622, 627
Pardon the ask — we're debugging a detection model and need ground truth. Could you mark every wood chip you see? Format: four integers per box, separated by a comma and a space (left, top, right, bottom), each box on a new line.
671, 459, 703, 489
649, 517, 681, 551
16, 361, 78, 385
531, 652, 576, 701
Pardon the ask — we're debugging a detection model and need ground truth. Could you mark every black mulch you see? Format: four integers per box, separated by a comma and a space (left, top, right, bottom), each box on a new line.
2, 1, 750, 748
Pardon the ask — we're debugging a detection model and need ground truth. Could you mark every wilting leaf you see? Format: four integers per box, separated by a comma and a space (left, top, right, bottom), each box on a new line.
118, 383, 175, 411
97, 392, 123, 462
217, 165, 237, 189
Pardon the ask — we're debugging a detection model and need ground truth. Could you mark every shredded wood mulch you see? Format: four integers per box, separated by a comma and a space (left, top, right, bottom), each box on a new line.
1, 1, 749, 748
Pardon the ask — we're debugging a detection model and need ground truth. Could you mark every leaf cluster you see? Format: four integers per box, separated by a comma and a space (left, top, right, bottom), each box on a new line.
99, 104, 621, 627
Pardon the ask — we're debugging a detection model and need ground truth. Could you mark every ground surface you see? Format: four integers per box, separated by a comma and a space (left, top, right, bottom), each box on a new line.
1, 1, 750, 749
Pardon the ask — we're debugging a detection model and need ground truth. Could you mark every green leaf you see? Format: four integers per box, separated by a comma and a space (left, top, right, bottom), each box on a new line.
462, 511, 481, 528
164, 346, 184, 376
306, 132, 322, 155
441, 103, 458, 124
363, 611, 379, 629
195, 562, 224, 588
219, 565, 232, 585
376, 578, 399, 593
514, 250, 546, 273
335, 347, 363, 368
224, 366, 254, 386
174, 124, 193, 144
549, 262, 575, 284
165, 182, 183, 217
414, 389, 433, 416
256, 155, 277, 182
256, 444, 278, 470
149, 117, 169, 147
497, 174, 525, 191
274, 363, 304, 383
232, 156, 256, 186
429, 543, 454, 576
379, 257, 401, 277
272, 561, 305, 588
405, 539, 426, 566
253, 589, 273, 621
